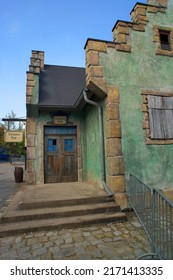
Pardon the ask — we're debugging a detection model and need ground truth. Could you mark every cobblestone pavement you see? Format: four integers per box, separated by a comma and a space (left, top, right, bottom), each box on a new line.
0, 213, 151, 260
0, 162, 151, 260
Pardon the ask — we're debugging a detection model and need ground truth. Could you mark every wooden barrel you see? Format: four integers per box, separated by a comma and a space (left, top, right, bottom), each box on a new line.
14, 167, 23, 183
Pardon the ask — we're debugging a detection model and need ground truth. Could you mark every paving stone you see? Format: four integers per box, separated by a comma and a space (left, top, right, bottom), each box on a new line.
34, 232, 45, 237
52, 249, 63, 260
0, 236, 15, 245
32, 247, 48, 257
60, 243, 74, 250
31, 243, 44, 250
61, 247, 75, 257
73, 236, 85, 242
48, 235, 60, 241
102, 226, 113, 232
134, 249, 147, 259
113, 237, 124, 242
24, 233, 35, 239
79, 240, 90, 247
36, 236, 49, 243
0, 245, 10, 254
55, 238, 64, 246
40, 252, 53, 260
44, 241, 54, 248
46, 231, 56, 237
91, 229, 103, 235
113, 230, 122, 236
15, 236, 22, 244
91, 249, 103, 259
14, 241, 27, 250
64, 237, 73, 244
103, 232, 114, 238
26, 238, 39, 246
131, 221, 142, 228
17, 253, 33, 260
88, 239, 102, 246
103, 237, 114, 243
82, 232, 92, 237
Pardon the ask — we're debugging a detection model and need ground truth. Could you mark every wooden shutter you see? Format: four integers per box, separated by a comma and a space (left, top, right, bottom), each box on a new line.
148, 95, 173, 139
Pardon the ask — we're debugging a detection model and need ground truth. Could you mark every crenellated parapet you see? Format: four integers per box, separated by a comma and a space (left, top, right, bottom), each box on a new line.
111, 0, 168, 53
147, 0, 167, 7
85, 39, 116, 98
26, 50, 44, 106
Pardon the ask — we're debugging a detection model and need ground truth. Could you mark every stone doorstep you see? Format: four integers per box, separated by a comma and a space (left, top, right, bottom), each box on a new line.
1, 202, 121, 223
18, 195, 114, 210
0, 182, 127, 236
0, 212, 127, 237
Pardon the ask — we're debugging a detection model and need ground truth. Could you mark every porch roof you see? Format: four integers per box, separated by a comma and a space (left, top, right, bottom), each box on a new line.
39, 64, 86, 108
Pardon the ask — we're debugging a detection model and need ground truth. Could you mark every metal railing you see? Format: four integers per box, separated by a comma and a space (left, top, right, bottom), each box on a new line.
129, 174, 173, 260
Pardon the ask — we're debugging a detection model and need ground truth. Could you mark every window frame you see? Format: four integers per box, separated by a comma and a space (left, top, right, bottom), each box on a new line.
159, 30, 171, 51
153, 26, 173, 57
142, 89, 173, 145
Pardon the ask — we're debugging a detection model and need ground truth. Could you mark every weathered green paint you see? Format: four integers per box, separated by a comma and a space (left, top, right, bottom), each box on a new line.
82, 103, 101, 185
100, 3, 173, 189
81, 97, 107, 185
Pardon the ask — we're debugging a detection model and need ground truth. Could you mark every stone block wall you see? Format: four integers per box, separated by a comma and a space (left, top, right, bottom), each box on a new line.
26, 117, 37, 184
85, 40, 128, 209
85, 39, 116, 98
26, 50, 44, 185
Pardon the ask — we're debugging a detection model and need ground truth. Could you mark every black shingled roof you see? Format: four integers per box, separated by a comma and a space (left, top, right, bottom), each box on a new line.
39, 65, 86, 108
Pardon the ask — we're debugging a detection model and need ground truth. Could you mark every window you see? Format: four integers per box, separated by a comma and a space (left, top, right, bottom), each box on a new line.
148, 95, 173, 139
64, 139, 74, 152
159, 31, 171, 51
142, 90, 173, 144
48, 139, 57, 152
153, 27, 173, 57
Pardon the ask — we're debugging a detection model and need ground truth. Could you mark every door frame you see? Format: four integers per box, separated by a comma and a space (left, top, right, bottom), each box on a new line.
44, 125, 79, 183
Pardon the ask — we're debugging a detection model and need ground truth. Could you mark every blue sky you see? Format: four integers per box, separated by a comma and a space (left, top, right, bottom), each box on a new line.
0, 0, 146, 120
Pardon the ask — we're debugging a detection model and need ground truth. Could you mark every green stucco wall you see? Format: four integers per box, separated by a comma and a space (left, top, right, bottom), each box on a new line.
100, 5, 173, 189
82, 99, 107, 185
82, 103, 102, 185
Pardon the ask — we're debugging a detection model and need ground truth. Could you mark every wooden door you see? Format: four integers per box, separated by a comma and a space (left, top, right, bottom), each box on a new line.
44, 127, 77, 183
45, 136, 61, 183
61, 136, 77, 182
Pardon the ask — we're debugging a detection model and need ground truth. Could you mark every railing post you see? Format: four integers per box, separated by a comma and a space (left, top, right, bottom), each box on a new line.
151, 189, 156, 255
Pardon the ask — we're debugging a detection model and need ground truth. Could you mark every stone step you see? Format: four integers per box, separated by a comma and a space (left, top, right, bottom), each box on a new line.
1, 202, 120, 223
18, 195, 114, 210
0, 212, 127, 237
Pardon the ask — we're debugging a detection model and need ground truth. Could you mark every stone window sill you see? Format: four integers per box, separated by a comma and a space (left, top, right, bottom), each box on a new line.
156, 49, 173, 57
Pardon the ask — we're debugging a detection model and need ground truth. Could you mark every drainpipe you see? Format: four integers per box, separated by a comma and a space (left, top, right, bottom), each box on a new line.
83, 89, 114, 197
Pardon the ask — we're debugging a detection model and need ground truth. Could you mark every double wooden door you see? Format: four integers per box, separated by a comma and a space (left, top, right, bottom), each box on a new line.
44, 127, 77, 183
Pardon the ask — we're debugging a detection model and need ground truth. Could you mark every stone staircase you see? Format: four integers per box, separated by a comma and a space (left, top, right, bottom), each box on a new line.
0, 193, 127, 237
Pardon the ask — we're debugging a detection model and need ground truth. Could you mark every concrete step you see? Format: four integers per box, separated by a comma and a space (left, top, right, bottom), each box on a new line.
18, 195, 114, 210
0, 212, 127, 237
1, 202, 120, 223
